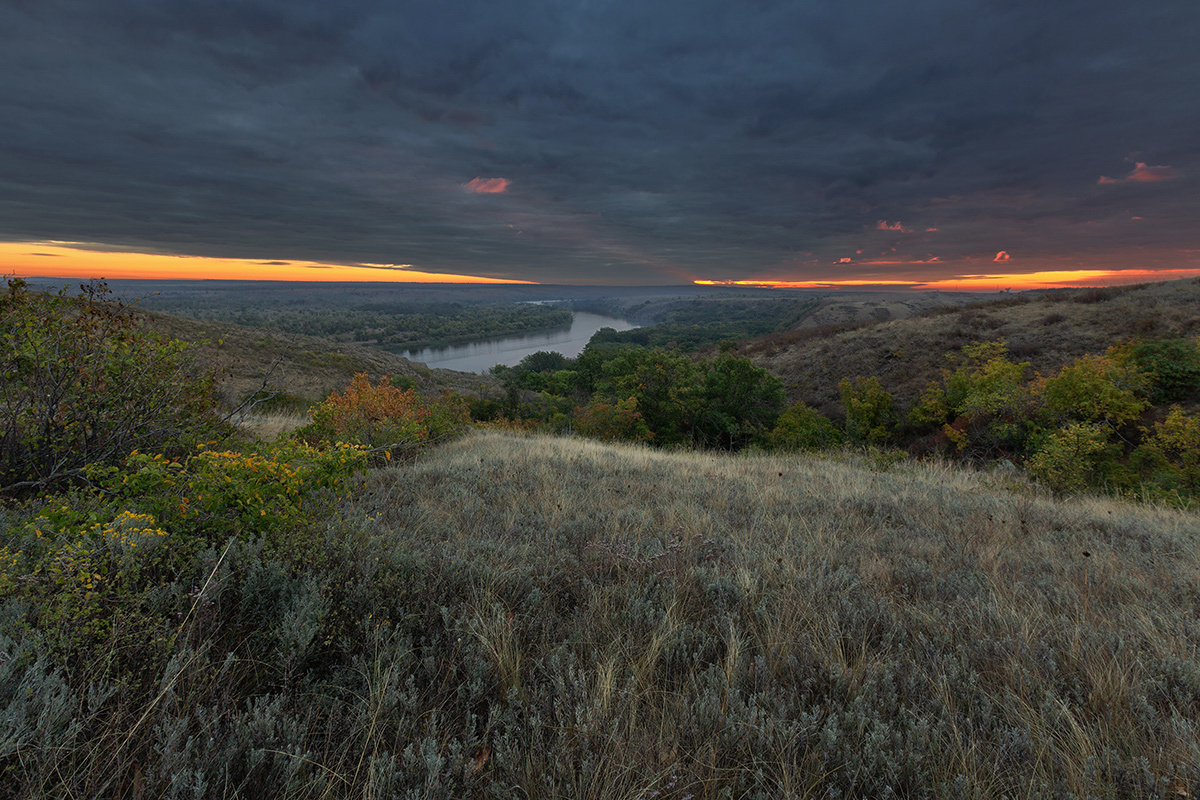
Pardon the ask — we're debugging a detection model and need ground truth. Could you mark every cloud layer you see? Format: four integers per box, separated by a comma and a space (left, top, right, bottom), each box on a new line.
1, 0, 1198, 284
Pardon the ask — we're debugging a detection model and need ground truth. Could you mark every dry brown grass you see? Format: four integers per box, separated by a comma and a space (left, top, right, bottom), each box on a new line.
331, 430, 1200, 798
232, 409, 313, 440
747, 278, 1200, 413
138, 308, 498, 408
7, 429, 1196, 797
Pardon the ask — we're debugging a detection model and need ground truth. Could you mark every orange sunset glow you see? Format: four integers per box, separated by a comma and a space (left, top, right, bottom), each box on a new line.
695, 267, 1200, 292
0, 241, 535, 284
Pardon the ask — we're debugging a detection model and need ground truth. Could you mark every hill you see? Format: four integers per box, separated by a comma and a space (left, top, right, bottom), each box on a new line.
138, 308, 499, 409
9, 430, 1196, 797
337, 432, 1200, 798
743, 278, 1200, 415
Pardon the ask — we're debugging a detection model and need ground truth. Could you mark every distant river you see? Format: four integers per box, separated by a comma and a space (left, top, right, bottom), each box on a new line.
401, 311, 639, 374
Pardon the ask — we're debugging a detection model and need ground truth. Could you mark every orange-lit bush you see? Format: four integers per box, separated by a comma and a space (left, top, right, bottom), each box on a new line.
298, 373, 468, 461
572, 397, 652, 443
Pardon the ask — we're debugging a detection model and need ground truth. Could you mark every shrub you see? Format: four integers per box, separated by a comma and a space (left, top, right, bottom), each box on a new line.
1129, 406, 1200, 494
0, 279, 224, 494
1024, 423, 1113, 492
695, 353, 785, 450
297, 373, 469, 462
839, 376, 895, 444
907, 381, 952, 432
1131, 338, 1200, 403
1035, 345, 1149, 426
572, 397, 653, 443
596, 348, 704, 446
936, 341, 1033, 454
768, 402, 844, 451
86, 440, 368, 549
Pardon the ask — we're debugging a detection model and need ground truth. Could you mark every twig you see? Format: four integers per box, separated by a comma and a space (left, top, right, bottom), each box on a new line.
224, 353, 288, 423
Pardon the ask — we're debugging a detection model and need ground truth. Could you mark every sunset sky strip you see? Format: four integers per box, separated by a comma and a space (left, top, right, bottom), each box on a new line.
695, 268, 1200, 292
0, 242, 534, 284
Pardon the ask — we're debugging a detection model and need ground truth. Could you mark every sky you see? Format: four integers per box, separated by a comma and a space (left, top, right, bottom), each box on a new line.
2, 0, 1199, 288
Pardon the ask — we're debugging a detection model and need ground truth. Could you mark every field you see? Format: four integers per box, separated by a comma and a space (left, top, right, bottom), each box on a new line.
5, 430, 1198, 798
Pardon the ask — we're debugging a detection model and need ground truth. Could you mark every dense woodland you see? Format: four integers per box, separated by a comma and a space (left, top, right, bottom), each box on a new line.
141, 294, 573, 351
2, 278, 1199, 798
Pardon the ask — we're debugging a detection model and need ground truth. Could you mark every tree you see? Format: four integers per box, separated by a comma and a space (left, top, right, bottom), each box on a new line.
910, 341, 1032, 454
0, 279, 224, 493
1130, 338, 1200, 403
769, 403, 843, 451
696, 353, 784, 450
1024, 423, 1112, 492
1035, 345, 1149, 427
597, 348, 704, 446
839, 376, 895, 445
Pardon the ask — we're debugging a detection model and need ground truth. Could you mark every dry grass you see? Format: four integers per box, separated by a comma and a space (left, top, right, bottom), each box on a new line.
331, 430, 1200, 798
6, 430, 1197, 798
139, 309, 498, 408
233, 410, 313, 440
748, 278, 1200, 413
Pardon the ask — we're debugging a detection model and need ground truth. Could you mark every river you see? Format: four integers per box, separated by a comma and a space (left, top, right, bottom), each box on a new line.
400, 311, 638, 374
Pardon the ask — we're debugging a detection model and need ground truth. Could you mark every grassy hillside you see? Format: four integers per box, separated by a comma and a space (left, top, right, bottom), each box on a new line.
337, 432, 1199, 798
139, 309, 499, 408
7, 430, 1197, 797
746, 279, 1200, 413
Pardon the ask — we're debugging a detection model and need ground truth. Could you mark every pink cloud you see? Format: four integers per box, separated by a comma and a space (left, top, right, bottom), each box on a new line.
465, 177, 511, 194
1098, 162, 1179, 185
876, 220, 913, 233
994, 251, 1011, 262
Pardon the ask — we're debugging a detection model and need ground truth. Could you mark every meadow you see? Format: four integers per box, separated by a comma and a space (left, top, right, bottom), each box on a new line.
2, 278, 1199, 798
4, 431, 1198, 797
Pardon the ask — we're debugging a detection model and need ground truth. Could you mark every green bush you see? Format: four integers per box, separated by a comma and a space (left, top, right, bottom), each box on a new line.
596, 348, 705, 446
1129, 406, 1200, 495
0, 279, 225, 494
1131, 337, 1200, 403
839, 375, 895, 444
1036, 345, 1149, 426
695, 353, 785, 450
769, 402, 844, 451
87, 441, 368, 548
1024, 423, 1113, 492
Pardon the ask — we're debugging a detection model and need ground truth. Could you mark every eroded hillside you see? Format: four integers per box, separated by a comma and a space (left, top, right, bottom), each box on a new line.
745, 278, 1200, 414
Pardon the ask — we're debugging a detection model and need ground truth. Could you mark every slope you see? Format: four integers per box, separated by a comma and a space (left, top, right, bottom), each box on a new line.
744, 278, 1200, 414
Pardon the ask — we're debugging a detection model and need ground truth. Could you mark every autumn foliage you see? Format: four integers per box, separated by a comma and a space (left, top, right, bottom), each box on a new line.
298, 373, 469, 461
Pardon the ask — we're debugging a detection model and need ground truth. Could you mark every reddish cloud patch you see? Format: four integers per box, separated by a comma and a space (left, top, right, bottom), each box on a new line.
465, 177, 511, 194
994, 251, 1011, 262
1098, 162, 1179, 184
875, 220, 913, 233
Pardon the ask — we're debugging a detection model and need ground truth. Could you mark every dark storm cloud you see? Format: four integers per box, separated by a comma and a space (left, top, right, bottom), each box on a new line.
1, 0, 1197, 283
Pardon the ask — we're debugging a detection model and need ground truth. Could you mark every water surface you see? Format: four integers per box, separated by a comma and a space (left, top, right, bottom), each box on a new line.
402, 311, 637, 373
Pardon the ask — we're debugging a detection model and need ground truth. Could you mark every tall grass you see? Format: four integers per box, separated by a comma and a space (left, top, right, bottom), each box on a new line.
3, 431, 1198, 798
